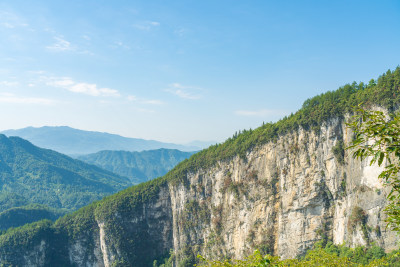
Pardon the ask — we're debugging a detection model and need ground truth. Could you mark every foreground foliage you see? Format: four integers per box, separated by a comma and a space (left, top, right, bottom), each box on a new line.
197, 242, 400, 266
347, 107, 400, 233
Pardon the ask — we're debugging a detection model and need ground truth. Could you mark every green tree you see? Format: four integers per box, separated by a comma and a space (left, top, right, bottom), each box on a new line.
347, 107, 400, 233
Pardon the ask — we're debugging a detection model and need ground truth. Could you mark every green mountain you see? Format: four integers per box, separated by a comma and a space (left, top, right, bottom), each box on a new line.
78, 149, 196, 183
0, 68, 399, 266
1, 126, 200, 155
0, 134, 131, 217
0, 204, 65, 231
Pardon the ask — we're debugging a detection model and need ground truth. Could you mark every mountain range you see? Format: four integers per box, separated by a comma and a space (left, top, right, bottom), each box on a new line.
1, 126, 205, 155
78, 149, 195, 184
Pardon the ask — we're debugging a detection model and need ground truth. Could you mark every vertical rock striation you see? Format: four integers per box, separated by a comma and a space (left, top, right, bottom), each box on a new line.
169, 117, 397, 261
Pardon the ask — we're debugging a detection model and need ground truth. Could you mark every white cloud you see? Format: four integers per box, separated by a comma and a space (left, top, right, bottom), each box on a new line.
135, 107, 155, 113
165, 83, 202, 100
46, 77, 120, 97
47, 77, 75, 87
28, 70, 47, 75
0, 81, 19, 87
128, 95, 164, 105
0, 11, 29, 29
235, 109, 288, 117
69, 83, 120, 97
0, 93, 55, 105
173, 89, 200, 100
174, 27, 188, 37
133, 21, 160, 31
1, 22, 14, 28
127, 95, 137, 101
46, 36, 74, 52
114, 41, 130, 49
142, 99, 164, 105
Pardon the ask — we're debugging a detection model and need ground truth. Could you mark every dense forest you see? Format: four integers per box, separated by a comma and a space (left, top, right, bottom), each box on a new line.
0, 135, 131, 228
0, 67, 399, 266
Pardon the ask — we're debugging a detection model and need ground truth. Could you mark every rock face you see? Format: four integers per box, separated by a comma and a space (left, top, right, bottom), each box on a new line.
67, 186, 174, 267
168, 117, 397, 261
1, 117, 398, 266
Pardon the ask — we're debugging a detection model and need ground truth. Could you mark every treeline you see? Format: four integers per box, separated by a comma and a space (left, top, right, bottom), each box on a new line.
165, 67, 400, 184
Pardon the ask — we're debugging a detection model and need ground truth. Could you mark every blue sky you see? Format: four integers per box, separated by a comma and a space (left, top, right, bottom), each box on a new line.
0, 1, 399, 143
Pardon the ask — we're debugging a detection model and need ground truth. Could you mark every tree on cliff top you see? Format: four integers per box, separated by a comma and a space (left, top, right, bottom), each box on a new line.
347, 107, 400, 234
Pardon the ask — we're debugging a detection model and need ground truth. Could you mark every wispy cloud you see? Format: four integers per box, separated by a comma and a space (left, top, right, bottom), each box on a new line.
0, 93, 55, 105
133, 21, 160, 31
143, 99, 164, 105
46, 36, 74, 52
174, 27, 188, 37
128, 95, 164, 105
70, 83, 120, 97
165, 83, 202, 100
114, 41, 130, 50
0, 81, 19, 87
0, 11, 29, 29
1, 22, 15, 28
235, 109, 288, 117
46, 77, 120, 97
134, 107, 156, 113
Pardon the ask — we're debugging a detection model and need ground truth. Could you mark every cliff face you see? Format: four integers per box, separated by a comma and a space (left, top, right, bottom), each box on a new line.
69, 186, 174, 266
0, 117, 398, 266
169, 117, 397, 262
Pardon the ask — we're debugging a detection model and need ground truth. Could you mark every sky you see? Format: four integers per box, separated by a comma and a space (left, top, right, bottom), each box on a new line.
0, 1, 399, 144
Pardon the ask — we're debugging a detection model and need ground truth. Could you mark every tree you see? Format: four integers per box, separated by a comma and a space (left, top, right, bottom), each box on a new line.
347, 106, 400, 233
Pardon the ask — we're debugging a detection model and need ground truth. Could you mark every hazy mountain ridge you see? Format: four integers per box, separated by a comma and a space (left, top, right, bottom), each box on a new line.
1, 126, 201, 155
0, 68, 399, 266
78, 149, 196, 184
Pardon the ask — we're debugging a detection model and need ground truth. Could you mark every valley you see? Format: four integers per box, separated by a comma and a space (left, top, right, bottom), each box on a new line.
78, 149, 195, 184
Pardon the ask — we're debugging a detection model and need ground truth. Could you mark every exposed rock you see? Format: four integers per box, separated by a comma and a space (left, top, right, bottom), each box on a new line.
1, 117, 398, 266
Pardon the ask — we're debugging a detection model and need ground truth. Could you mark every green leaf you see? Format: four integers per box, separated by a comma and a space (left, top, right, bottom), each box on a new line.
378, 152, 385, 166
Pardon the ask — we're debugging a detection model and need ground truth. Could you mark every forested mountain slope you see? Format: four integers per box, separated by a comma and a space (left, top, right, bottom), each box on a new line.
78, 149, 196, 183
1, 126, 200, 155
0, 68, 399, 266
0, 135, 131, 229
0, 204, 65, 231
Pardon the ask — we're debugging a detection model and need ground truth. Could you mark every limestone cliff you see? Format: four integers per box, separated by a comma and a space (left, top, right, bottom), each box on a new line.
0, 116, 397, 267
168, 116, 397, 262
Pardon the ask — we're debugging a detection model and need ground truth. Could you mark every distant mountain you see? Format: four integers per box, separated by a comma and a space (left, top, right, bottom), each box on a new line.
0, 134, 131, 212
78, 149, 196, 184
1, 126, 200, 156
